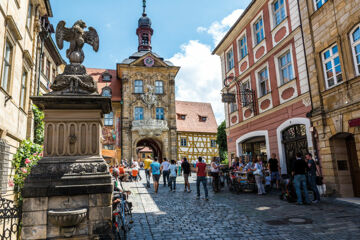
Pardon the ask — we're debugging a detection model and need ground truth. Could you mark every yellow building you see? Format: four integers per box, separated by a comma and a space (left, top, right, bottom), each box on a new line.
176, 101, 219, 163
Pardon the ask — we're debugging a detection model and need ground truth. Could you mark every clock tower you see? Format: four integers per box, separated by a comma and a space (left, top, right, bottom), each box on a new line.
137, 0, 153, 52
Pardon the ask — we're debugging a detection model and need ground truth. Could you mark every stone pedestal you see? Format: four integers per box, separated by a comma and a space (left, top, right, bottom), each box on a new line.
22, 96, 113, 239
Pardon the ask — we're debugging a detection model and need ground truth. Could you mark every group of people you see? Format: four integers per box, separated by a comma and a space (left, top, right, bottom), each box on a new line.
231, 152, 321, 205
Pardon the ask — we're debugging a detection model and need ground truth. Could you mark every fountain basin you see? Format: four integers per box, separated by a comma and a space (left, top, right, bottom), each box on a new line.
48, 208, 87, 228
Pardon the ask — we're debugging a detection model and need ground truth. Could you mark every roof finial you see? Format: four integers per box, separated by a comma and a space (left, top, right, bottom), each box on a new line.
142, 0, 146, 16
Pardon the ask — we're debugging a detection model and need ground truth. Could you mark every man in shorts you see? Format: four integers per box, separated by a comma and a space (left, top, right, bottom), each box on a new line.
150, 157, 161, 193
181, 157, 191, 192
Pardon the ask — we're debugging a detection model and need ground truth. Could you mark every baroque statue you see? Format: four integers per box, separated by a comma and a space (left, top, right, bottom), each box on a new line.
141, 85, 158, 109
49, 20, 99, 95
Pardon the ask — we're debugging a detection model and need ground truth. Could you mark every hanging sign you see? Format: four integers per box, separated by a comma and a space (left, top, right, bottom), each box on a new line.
222, 93, 236, 103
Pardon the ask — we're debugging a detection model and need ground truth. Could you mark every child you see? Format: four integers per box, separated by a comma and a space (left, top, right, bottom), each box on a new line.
265, 171, 271, 193
169, 160, 177, 192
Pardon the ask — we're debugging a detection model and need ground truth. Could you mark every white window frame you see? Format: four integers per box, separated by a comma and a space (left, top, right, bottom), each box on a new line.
155, 80, 164, 94
134, 80, 143, 93
253, 17, 265, 46
321, 43, 343, 89
257, 67, 269, 98
26, 3, 33, 30
1, 40, 13, 92
272, 0, 286, 27
237, 32, 248, 61
104, 112, 114, 126
278, 50, 294, 85
350, 24, 360, 76
313, 0, 328, 11
134, 107, 144, 120
226, 48, 234, 71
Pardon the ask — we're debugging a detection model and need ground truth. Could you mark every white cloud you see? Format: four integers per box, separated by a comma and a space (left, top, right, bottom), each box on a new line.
169, 40, 224, 124
199, 9, 244, 46
169, 9, 244, 125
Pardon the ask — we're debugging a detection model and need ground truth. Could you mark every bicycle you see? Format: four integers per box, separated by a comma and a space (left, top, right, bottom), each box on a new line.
113, 190, 133, 239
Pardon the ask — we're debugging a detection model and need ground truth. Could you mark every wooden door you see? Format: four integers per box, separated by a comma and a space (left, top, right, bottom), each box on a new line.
346, 136, 360, 197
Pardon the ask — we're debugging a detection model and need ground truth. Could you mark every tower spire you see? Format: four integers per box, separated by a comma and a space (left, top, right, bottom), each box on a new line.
143, 0, 146, 15
137, 0, 153, 52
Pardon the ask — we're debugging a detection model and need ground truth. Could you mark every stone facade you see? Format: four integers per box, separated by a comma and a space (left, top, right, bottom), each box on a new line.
0, 0, 52, 196
117, 52, 179, 162
213, 0, 312, 173
299, 0, 360, 197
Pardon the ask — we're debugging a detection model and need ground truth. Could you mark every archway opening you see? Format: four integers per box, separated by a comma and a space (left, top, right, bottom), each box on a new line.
330, 133, 360, 197
136, 138, 162, 163
282, 124, 308, 175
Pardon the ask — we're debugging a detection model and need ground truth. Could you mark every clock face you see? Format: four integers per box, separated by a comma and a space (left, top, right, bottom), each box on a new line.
144, 56, 155, 67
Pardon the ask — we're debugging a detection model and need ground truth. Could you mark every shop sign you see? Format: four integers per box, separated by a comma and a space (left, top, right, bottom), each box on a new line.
222, 93, 236, 103
349, 118, 360, 127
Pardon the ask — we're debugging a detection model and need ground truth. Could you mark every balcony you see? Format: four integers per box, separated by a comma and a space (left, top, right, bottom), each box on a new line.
132, 119, 169, 136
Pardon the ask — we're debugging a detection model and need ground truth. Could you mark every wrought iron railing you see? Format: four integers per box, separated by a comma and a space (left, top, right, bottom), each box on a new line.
0, 197, 21, 240
240, 89, 256, 109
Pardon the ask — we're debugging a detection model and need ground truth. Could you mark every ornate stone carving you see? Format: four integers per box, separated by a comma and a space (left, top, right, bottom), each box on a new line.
302, 96, 311, 107
132, 119, 169, 136
141, 85, 158, 108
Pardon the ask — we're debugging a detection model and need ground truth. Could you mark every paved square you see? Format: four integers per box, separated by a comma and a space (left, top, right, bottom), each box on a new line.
123, 171, 360, 240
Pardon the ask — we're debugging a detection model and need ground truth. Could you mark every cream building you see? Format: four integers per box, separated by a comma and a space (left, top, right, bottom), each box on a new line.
176, 101, 219, 163
0, 0, 53, 195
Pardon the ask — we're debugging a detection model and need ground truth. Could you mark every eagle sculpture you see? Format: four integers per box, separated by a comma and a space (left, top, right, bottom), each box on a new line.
56, 20, 99, 64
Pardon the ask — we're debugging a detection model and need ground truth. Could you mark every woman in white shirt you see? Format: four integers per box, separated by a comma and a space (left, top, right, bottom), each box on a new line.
251, 158, 266, 195
169, 160, 177, 192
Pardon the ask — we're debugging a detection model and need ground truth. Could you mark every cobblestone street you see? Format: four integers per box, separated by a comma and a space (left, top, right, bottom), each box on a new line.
124, 171, 360, 240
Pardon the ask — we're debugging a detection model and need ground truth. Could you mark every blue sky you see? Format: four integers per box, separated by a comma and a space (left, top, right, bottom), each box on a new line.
50, 0, 251, 123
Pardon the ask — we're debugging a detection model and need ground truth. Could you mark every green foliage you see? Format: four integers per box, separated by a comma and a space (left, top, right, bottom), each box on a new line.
217, 120, 228, 161
11, 140, 42, 203
220, 151, 229, 165
33, 105, 44, 145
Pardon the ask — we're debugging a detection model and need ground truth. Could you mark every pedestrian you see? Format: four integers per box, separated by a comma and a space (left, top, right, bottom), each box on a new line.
210, 157, 220, 193
161, 158, 170, 187
144, 155, 153, 188
169, 160, 177, 192
196, 156, 208, 200
306, 153, 320, 203
131, 160, 140, 182
252, 158, 266, 195
292, 153, 310, 205
112, 168, 122, 192
177, 160, 182, 176
181, 157, 192, 192
150, 157, 161, 194
268, 153, 281, 189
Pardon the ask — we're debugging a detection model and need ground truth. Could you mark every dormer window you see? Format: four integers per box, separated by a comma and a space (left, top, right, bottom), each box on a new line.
102, 71, 112, 82
177, 114, 186, 120
102, 87, 112, 97
199, 116, 207, 122
181, 115, 186, 120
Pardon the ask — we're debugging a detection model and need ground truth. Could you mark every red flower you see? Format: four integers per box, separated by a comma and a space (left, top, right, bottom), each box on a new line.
8, 179, 14, 187
25, 158, 31, 164
21, 168, 28, 174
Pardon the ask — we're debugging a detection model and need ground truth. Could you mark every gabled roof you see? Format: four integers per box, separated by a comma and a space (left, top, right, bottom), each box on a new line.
176, 101, 218, 133
120, 51, 174, 67
87, 68, 121, 101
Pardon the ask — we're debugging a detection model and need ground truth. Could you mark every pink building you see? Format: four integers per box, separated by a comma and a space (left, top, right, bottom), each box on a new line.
213, 0, 313, 174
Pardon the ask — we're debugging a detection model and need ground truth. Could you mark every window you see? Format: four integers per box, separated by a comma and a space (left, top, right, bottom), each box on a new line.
279, 51, 293, 85
181, 115, 186, 120
258, 68, 269, 97
104, 112, 114, 126
351, 25, 360, 76
19, 70, 27, 109
273, 0, 286, 26
314, 0, 328, 10
226, 49, 234, 71
1, 41, 13, 92
104, 145, 115, 150
156, 107, 165, 120
46, 60, 50, 80
142, 33, 149, 45
180, 138, 187, 147
134, 107, 144, 120
41, 55, 45, 73
254, 17, 264, 45
134, 80, 143, 93
200, 116, 207, 122
26, 3, 32, 29
155, 81, 164, 94
142, 153, 146, 158
238, 36, 248, 60
102, 73, 111, 82
322, 44, 343, 89
102, 88, 111, 97
52, 68, 56, 82
230, 102, 238, 113
211, 140, 217, 148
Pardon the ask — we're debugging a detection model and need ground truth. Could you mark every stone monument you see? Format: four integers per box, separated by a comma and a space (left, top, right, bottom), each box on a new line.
21, 20, 113, 239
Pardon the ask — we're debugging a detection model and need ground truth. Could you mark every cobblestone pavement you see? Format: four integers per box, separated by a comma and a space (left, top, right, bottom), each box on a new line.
123, 171, 360, 240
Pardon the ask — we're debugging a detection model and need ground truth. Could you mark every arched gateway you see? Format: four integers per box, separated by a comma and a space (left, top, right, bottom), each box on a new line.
135, 138, 163, 162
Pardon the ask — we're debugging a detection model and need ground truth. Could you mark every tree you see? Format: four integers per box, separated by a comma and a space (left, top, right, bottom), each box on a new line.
217, 120, 228, 162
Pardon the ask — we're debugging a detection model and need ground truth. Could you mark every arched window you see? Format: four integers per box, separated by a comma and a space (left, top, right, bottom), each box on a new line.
350, 24, 360, 76
102, 88, 111, 97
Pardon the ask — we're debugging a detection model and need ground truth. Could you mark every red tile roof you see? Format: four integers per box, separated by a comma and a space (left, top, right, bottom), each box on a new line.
176, 101, 218, 133
139, 147, 153, 153
87, 68, 121, 101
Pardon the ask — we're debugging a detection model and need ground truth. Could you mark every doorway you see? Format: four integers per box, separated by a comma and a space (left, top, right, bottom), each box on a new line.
282, 124, 308, 174
136, 138, 162, 162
